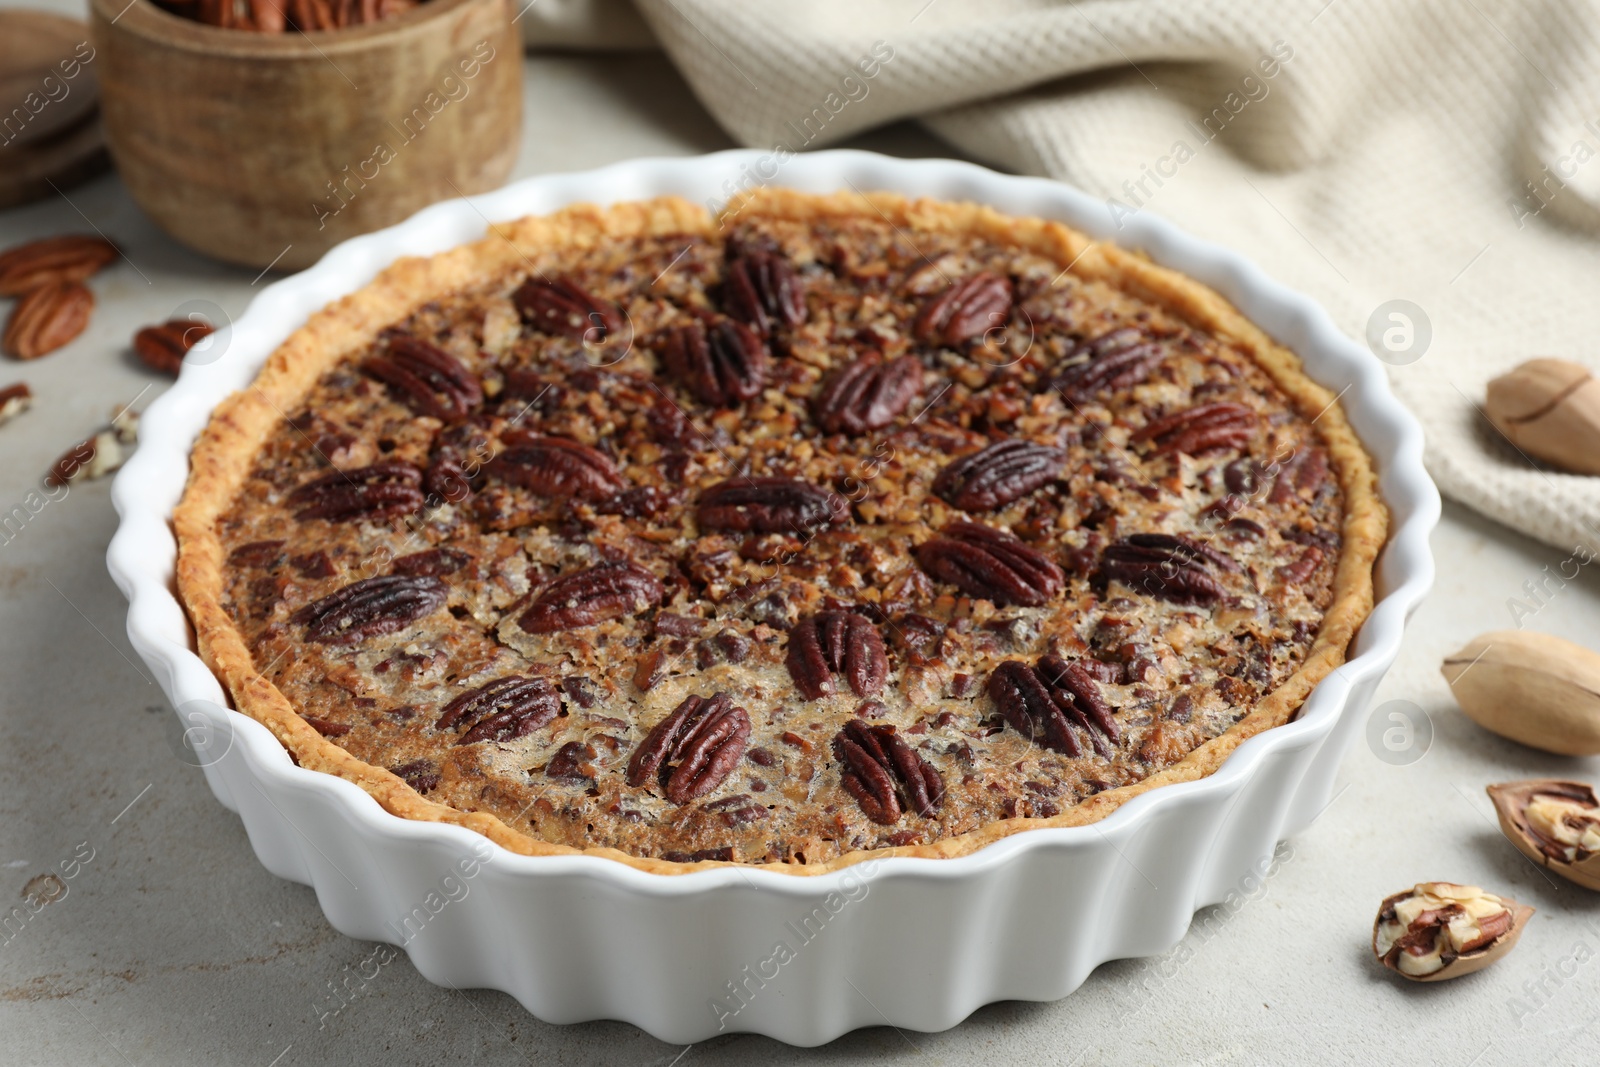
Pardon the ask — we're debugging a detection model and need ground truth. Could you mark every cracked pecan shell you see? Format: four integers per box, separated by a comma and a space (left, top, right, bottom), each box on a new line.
723, 251, 806, 335
914, 521, 1064, 607
364, 333, 482, 421
933, 439, 1066, 511
1097, 532, 1232, 603
832, 719, 943, 824
517, 560, 665, 634
287, 461, 425, 522
486, 432, 625, 502
696, 477, 850, 535
913, 271, 1012, 347
436, 675, 562, 745
1132, 402, 1257, 455
290, 575, 447, 644
812, 352, 922, 435
626, 692, 751, 804
1051, 326, 1166, 402
660, 318, 768, 408
786, 611, 889, 700
512, 277, 625, 343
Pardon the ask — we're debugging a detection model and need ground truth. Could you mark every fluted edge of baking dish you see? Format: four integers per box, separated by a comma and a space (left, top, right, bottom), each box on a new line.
107, 149, 1438, 1045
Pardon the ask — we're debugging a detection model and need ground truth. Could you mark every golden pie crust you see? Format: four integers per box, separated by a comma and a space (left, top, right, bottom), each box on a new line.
174, 189, 1386, 875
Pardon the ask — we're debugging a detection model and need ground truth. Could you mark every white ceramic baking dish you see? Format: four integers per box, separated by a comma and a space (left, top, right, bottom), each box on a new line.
107, 149, 1438, 1045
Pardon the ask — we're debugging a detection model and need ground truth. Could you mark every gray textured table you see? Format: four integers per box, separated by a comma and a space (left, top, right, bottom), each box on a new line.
4, 5, 1600, 1063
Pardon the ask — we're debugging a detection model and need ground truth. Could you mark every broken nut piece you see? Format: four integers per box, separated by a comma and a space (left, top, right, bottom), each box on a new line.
1373, 882, 1532, 981
45, 404, 141, 488
1487, 779, 1600, 891
0, 382, 31, 427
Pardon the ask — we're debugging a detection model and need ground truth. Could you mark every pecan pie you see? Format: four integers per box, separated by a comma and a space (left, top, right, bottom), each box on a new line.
175, 190, 1386, 874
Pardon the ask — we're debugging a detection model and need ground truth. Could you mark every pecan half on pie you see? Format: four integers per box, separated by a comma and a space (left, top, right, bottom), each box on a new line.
175, 190, 1386, 873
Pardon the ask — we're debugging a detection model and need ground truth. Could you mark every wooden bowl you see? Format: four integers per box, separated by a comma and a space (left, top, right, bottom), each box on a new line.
89, 0, 522, 271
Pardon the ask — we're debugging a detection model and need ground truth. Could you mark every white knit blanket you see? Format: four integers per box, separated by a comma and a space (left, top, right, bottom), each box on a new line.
527, 0, 1600, 557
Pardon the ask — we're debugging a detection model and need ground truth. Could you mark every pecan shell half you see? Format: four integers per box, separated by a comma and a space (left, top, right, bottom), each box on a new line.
660, 318, 768, 407
786, 611, 889, 700
914, 521, 1064, 607
291, 575, 447, 644
0, 235, 118, 297
1131, 402, 1257, 455
1051, 326, 1166, 402
436, 675, 561, 745
517, 560, 665, 633
486, 432, 625, 501
287, 461, 425, 522
696, 477, 849, 535
133, 319, 215, 375
812, 353, 921, 435
626, 692, 751, 804
364, 333, 482, 421
512, 277, 624, 343
3, 281, 92, 360
913, 271, 1012, 347
723, 251, 806, 335
832, 719, 943, 824
933, 439, 1065, 511
1097, 532, 1233, 604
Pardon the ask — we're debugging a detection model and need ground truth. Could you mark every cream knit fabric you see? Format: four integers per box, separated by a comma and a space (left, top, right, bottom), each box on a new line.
537, 0, 1600, 557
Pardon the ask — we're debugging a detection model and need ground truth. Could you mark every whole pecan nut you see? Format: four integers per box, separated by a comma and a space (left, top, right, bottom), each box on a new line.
364, 333, 482, 421
696, 476, 849, 535
512, 277, 625, 344
660, 318, 768, 407
932, 439, 1065, 511
436, 675, 561, 745
987, 655, 1119, 758
913, 271, 1013, 347
133, 318, 215, 375
786, 611, 889, 700
1051, 326, 1166, 402
1276, 545, 1324, 586
832, 719, 943, 824
517, 560, 665, 633
286, 461, 425, 522
626, 692, 751, 804
392, 546, 471, 577
812, 352, 921, 435
988, 660, 1078, 756
0, 235, 118, 297
486, 432, 624, 501
291, 575, 447, 644
723, 251, 806, 335
1097, 532, 1233, 603
1268, 445, 1330, 504
914, 520, 1064, 607
3, 281, 93, 359
1131, 402, 1257, 455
